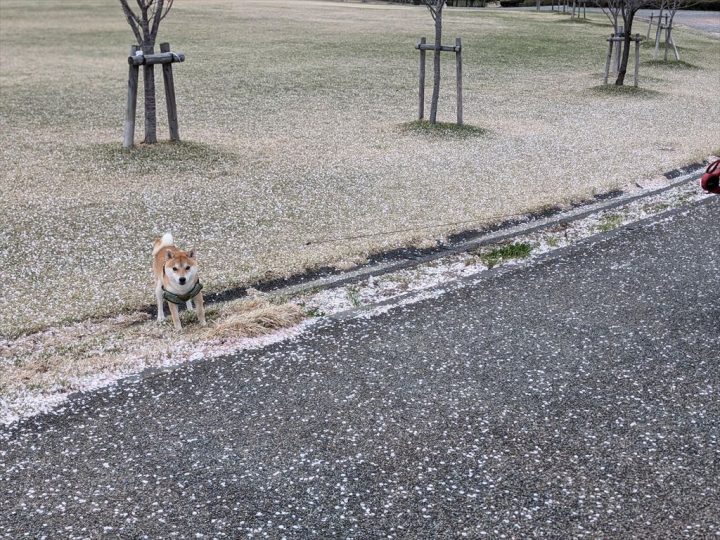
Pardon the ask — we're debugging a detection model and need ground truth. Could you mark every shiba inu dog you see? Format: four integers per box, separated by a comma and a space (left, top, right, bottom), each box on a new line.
152, 233, 206, 331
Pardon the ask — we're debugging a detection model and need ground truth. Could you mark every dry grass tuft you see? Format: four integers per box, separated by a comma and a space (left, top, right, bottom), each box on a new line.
207, 298, 306, 339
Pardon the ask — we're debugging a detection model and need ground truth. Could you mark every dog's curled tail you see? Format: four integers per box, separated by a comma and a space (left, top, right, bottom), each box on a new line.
152, 232, 174, 256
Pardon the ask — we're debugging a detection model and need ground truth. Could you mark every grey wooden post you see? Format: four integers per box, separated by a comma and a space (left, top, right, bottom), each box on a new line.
418, 37, 426, 120
633, 35, 640, 87
456, 37, 463, 126
160, 42, 180, 141
603, 37, 614, 85
669, 28, 680, 60
614, 26, 623, 74
647, 13, 653, 39
123, 45, 140, 149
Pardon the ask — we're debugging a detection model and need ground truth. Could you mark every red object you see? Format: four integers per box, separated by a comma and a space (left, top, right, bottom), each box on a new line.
700, 159, 720, 194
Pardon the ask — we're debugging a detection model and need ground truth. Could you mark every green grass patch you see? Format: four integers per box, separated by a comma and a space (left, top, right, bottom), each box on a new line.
400, 120, 489, 139
346, 286, 362, 308
589, 84, 660, 98
644, 59, 700, 70
84, 141, 239, 175
555, 17, 593, 24
304, 306, 327, 318
596, 213, 623, 232
478, 242, 533, 269
643, 202, 670, 213
544, 235, 559, 247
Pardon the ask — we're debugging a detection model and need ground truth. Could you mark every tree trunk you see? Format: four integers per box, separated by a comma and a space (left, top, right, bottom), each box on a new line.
615, 17, 633, 85
429, 8, 442, 124
142, 43, 158, 143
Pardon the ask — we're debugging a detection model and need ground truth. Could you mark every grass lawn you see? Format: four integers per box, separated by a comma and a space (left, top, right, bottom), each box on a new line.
0, 0, 718, 337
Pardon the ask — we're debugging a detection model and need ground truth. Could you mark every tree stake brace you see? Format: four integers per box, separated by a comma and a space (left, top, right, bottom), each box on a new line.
123, 42, 185, 148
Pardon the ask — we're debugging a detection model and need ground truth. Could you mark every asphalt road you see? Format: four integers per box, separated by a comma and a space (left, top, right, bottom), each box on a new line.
1, 197, 719, 539
508, 7, 720, 37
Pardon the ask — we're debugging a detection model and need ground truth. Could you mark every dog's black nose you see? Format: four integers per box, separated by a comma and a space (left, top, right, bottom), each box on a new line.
179, 277, 186, 285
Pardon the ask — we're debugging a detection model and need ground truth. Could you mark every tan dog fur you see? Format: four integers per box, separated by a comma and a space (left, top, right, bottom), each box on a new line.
152, 233, 206, 331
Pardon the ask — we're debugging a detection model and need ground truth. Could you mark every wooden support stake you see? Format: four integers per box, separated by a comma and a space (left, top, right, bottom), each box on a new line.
603, 37, 613, 85
160, 43, 180, 141
418, 37, 426, 120
123, 45, 140, 149
456, 37, 463, 126
647, 13, 653, 39
634, 35, 640, 87
670, 31, 680, 61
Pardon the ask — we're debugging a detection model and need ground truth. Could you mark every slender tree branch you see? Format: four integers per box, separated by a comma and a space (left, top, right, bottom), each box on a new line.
118, 0, 143, 45
420, 0, 440, 20
160, 0, 174, 23
150, 0, 165, 40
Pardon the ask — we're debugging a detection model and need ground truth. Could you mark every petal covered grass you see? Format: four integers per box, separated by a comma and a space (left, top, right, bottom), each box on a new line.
1, 0, 719, 338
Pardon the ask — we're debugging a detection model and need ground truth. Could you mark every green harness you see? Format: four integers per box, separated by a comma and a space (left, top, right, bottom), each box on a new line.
162, 281, 203, 305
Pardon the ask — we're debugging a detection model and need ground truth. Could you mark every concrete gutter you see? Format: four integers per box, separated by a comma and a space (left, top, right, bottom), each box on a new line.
245, 162, 708, 302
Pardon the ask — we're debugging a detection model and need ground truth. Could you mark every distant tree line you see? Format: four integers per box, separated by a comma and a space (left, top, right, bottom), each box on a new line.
382, 0, 720, 7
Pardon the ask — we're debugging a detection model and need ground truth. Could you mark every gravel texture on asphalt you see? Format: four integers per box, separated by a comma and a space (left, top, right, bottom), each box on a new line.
1, 197, 718, 538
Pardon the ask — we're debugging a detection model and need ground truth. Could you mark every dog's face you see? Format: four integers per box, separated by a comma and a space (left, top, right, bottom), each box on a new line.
164, 249, 198, 288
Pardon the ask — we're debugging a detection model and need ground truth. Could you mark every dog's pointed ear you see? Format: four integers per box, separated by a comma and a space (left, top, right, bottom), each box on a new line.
165, 249, 173, 261
187, 248, 197, 259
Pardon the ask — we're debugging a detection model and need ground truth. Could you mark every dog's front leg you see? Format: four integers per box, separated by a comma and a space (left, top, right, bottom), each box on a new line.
194, 292, 207, 327
168, 302, 182, 331
155, 283, 166, 322
186, 299, 194, 311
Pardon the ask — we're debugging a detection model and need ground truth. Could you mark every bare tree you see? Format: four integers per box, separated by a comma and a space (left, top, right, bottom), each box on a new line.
652, 0, 695, 60
117, 0, 175, 143
597, 0, 622, 33
597, 0, 623, 74
420, 0, 446, 124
